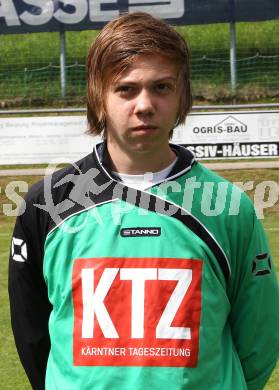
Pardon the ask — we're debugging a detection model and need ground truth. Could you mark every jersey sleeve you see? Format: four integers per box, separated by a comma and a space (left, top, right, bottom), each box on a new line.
8, 192, 52, 390
229, 211, 279, 390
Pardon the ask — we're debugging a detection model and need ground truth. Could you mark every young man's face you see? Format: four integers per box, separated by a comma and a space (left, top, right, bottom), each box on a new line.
104, 54, 181, 156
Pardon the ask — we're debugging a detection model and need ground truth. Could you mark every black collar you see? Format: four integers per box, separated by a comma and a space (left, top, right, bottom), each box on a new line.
94, 142, 196, 183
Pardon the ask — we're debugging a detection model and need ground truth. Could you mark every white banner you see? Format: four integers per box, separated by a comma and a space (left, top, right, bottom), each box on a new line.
0, 111, 279, 165
174, 110, 279, 159
0, 116, 100, 164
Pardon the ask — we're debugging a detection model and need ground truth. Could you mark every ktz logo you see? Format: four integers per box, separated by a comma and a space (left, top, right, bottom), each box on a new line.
214, 116, 247, 134
252, 253, 272, 276
72, 257, 202, 367
11, 237, 27, 262
121, 227, 161, 237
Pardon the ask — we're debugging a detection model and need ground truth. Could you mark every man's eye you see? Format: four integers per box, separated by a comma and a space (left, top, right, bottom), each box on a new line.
154, 83, 173, 93
116, 86, 134, 94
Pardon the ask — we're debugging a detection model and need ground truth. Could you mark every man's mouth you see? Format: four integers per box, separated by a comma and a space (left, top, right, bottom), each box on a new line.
130, 125, 157, 132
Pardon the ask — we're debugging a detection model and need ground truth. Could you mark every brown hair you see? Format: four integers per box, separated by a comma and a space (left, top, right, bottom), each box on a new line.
86, 12, 192, 137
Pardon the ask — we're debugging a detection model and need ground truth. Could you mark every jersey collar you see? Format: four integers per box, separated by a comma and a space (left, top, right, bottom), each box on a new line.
93, 141, 196, 185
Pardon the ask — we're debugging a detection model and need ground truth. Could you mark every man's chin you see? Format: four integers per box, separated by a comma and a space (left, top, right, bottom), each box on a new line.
129, 140, 157, 154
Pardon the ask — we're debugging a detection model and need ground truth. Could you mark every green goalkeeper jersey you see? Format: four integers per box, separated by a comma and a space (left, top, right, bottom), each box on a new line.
9, 143, 279, 390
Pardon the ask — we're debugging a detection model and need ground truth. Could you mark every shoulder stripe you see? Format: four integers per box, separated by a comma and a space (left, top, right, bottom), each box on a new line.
46, 199, 119, 238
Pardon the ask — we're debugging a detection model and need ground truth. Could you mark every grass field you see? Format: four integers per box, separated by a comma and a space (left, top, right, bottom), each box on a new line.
1, 20, 279, 105
1, 21, 278, 66
0, 168, 278, 388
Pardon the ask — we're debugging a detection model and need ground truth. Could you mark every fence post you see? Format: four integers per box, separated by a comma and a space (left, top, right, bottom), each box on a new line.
23, 67, 28, 97
230, 21, 237, 95
59, 30, 66, 98
229, 0, 237, 95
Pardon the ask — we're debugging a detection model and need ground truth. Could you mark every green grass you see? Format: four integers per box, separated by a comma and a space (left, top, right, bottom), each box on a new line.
1, 21, 278, 66
219, 168, 279, 216
0, 20, 278, 105
0, 169, 278, 388
0, 218, 30, 389
177, 20, 279, 54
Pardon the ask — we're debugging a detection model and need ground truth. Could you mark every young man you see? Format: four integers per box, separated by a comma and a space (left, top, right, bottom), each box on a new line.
9, 12, 278, 390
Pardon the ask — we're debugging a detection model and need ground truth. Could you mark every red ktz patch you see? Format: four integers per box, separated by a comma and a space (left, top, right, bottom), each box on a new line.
72, 258, 202, 367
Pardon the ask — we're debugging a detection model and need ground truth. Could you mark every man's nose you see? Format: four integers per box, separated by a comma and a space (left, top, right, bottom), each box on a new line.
134, 89, 155, 115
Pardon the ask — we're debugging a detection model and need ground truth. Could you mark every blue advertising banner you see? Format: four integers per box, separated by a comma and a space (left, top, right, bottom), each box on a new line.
0, 0, 278, 35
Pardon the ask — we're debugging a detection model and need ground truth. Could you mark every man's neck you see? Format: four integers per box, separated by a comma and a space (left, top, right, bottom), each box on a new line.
106, 142, 176, 174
